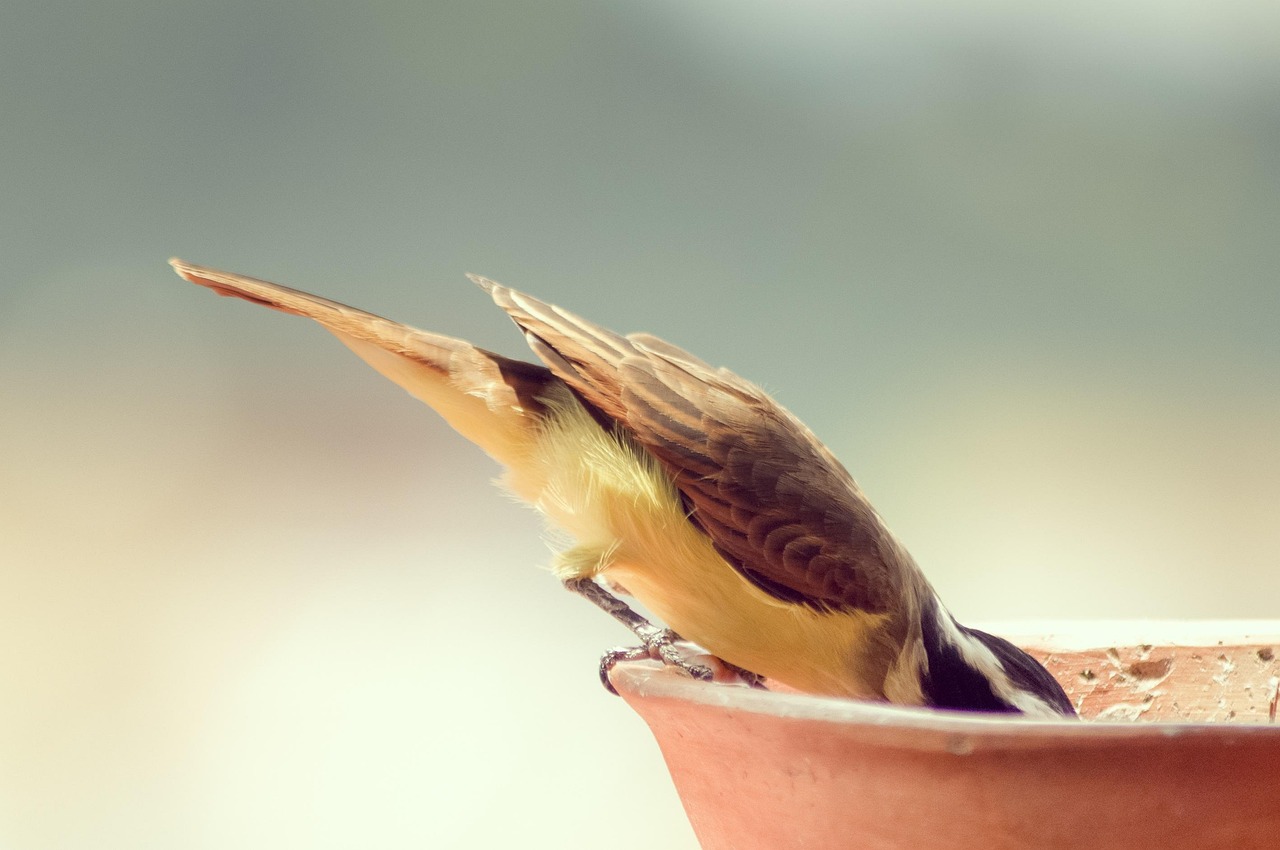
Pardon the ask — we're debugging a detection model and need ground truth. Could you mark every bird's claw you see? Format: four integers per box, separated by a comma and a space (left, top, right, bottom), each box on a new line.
598, 628, 755, 695
645, 627, 716, 680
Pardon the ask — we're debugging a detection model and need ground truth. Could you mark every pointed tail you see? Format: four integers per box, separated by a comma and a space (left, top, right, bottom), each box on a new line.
169, 259, 558, 470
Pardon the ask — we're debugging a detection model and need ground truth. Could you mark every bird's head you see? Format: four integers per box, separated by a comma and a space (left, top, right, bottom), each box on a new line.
917, 597, 1076, 718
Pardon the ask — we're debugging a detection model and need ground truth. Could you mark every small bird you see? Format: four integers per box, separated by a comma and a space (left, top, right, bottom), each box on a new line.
170, 259, 1075, 718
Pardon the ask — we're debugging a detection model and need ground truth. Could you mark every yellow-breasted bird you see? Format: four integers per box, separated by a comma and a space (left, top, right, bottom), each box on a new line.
170, 259, 1074, 718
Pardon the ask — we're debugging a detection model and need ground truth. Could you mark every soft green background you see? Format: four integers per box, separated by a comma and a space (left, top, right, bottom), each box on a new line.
3, 2, 1278, 848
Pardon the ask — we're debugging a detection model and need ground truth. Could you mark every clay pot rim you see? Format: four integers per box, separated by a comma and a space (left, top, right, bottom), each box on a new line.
611, 619, 1280, 753
972, 618, 1280, 650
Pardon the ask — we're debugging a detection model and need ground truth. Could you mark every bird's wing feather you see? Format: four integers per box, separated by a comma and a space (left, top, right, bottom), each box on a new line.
476, 276, 911, 613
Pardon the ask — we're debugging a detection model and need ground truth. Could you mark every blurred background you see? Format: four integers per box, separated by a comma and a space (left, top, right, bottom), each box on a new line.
2, 1, 1278, 847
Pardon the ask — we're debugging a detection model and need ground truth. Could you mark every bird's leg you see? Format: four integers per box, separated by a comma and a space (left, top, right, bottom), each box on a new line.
563, 577, 765, 693
563, 576, 709, 692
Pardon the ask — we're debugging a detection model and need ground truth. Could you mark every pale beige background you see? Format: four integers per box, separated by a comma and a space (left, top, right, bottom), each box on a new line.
3, 2, 1279, 848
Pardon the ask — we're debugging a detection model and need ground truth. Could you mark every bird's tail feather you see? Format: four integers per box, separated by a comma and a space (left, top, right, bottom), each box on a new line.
169, 259, 558, 469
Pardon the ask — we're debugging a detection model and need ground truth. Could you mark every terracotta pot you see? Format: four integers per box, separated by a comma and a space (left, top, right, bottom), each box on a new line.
610, 621, 1280, 850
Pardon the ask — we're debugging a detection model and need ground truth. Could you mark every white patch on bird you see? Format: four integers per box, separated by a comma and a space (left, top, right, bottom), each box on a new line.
499, 391, 893, 698
935, 610, 1062, 718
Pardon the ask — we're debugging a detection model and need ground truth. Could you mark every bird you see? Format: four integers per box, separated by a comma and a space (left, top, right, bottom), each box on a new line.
169, 259, 1075, 718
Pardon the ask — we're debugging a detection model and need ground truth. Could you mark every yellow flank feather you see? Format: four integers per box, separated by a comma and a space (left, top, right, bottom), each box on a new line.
508, 391, 892, 699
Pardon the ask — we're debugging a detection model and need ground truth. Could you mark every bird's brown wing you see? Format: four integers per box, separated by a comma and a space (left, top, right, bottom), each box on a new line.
475, 277, 912, 614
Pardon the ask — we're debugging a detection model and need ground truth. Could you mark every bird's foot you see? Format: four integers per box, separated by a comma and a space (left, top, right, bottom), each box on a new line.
598, 626, 712, 693
597, 627, 766, 694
